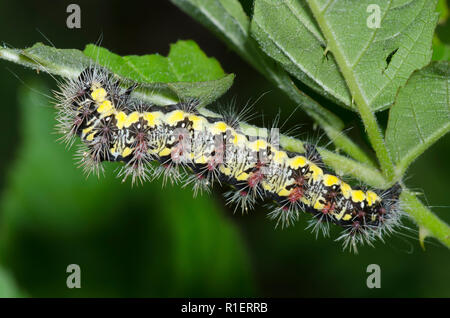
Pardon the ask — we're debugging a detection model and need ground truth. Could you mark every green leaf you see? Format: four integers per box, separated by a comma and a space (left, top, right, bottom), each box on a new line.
170, 0, 343, 126
307, 0, 439, 180
0, 42, 91, 78
0, 41, 234, 107
307, 0, 438, 112
386, 61, 450, 177
84, 41, 235, 107
170, 0, 256, 69
84, 40, 226, 82
251, 0, 352, 109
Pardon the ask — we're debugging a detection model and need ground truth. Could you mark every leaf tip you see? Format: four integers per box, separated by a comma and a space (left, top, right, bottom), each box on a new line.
419, 226, 431, 251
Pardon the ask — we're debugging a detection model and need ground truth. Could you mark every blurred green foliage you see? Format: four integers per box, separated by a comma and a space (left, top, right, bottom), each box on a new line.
0, 82, 254, 297
0, 0, 449, 297
0, 266, 26, 297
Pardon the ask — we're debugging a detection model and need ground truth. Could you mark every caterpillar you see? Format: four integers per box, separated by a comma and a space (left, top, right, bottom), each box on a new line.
55, 65, 403, 252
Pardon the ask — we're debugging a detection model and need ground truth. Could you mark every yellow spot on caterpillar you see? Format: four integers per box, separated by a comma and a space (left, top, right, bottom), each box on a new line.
309, 164, 323, 181
124, 111, 140, 128
194, 155, 208, 164
289, 156, 307, 169
278, 188, 291, 197
82, 126, 93, 136
366, 191, 380, 206
219, 165, 231, 176
366, 191, 379, 206
86, 132, 96, 141
262, 181, 274, 192
213, 121, 228, 133
342, 213, 352, 221
323, 174, 340, 187
122, 147, 133, 158
351, 190, 365, 203
300, 197, 311, 206
272, 150, 288, 164
236, 172, 249, 181
249, 139, 267, 151
314, 199, 324, 210
159, 148, 171, 157
91, 87, 107, 102
232, 133, 247, 146
340, 182, 352, 199
188, 115, 205, 130
97, 100, 114, 116
115, 111, 127, 129
144, 112, 161, 128
166, 110, 185, 125
334, 207, 347, 221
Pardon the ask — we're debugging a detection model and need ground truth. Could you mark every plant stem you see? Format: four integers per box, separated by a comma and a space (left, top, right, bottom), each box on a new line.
307, 0, 396, 181
401, 190, 450, 249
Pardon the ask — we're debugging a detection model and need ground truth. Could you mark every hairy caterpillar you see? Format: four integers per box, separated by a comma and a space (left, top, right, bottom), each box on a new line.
55, 65, 403, 252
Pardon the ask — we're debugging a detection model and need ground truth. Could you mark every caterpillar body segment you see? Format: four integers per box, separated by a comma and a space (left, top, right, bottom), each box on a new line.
55, 66, 403, 252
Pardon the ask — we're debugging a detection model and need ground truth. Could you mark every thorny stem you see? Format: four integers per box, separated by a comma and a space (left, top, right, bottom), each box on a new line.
401, 190, 450, 249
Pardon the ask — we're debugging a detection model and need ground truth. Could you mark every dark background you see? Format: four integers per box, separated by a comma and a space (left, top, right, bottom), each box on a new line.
0, 0, 449, 297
